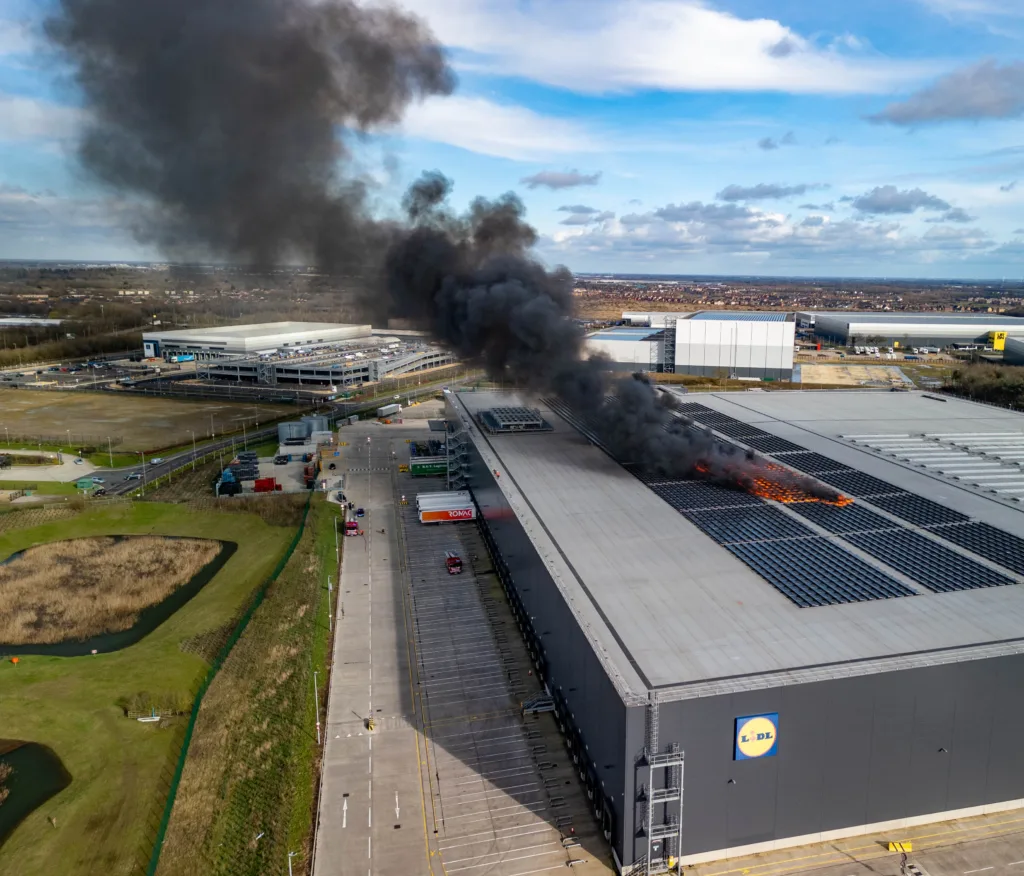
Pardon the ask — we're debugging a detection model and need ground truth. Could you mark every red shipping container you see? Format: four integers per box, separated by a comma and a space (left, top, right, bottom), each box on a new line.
254, 477, 276, 493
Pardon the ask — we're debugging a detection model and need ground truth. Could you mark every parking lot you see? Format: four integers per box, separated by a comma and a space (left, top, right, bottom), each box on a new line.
314, 424, 612, 876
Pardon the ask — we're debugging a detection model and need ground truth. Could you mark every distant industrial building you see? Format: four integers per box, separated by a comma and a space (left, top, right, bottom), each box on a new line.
1004, 336, 1024, 366
592, 311, 794, 380
801, 311, 1024, 348
205, 339, 453, 388
444, 387, 1024, 871
142, 321, 371, 360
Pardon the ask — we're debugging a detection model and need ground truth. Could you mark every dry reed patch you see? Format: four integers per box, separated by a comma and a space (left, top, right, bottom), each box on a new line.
0, 536, 221, 644
0, 762, 11, 806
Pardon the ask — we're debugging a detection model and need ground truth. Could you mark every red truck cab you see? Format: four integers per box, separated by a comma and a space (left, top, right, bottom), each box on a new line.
445, 551, 463, 574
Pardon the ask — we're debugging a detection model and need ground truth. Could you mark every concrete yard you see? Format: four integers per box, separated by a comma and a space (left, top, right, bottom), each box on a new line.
313, 423, 613, 876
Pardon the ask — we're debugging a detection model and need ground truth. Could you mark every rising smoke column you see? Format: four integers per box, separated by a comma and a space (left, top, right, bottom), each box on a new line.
46, 0, 453, 268
47, 0, 840, 498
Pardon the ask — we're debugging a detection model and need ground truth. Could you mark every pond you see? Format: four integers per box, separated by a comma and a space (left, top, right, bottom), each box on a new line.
0, 537, 237, 657
0, 741, 72, 849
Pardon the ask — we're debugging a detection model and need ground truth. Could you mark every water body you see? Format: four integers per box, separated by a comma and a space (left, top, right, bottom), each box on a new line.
0, 537, 237, 656
0, 742, 72, 849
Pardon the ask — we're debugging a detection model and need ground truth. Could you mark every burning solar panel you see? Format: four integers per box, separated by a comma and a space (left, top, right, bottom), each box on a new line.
478, 406, 553, 434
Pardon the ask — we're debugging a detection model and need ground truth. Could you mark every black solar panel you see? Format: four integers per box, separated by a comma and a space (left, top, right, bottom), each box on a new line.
649, 480, 764, 510
789, 502, 901, 534
866, 493, 969, 527
813, 470, 904, 498
726, 538, 917, 607
706, 421, 773, 440
929, 522, 1024, 576
742, 435, 809, 455
683, 506, 816, 543
846, 529, 1014, 592
776, 451, 852, 474
675, 402, 715, 414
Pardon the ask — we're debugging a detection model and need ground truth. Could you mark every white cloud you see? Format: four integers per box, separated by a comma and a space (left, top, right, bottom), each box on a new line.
397, 0, 937, 94
398, 94, 596, 160
0, 19, 33, 57
0, 93, 82, 142
916, 0, 1024, 18
545, 199, 997, 264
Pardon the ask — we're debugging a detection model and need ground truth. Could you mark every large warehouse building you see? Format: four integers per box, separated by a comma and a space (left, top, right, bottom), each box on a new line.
802, 311, 1024, 347
142, 321, 371, 360
444, 388, 1024, 873
588, 311, 795, 379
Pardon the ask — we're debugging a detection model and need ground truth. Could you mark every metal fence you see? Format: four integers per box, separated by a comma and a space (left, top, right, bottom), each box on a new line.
144, 494, 312, 876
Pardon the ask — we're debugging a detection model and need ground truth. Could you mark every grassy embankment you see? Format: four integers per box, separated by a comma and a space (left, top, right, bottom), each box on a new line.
0, 502, 298, 876
156, 496, 337, 876
0, 536, 221, 644
0, 481, 80, 495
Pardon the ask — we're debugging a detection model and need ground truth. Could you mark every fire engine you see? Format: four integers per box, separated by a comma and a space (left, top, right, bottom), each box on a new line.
444, 551, 463, 574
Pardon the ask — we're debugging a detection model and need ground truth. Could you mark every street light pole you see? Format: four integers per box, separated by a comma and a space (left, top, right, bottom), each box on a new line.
139, 451, 147, 494
313, 671, 321, 745
107, 436, 113, 468
189, 430, 197, 471
327, 575, 332, 633
288, 851, 297, 876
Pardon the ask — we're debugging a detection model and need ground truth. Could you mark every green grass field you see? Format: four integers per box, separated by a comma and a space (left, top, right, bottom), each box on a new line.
155, 498, 336, 875
0, 503, 298, 876
0, 480, 80, 495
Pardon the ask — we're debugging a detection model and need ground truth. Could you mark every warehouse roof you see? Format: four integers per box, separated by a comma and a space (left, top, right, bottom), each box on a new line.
144, 321, 367, 341
688, 311, 789, 322
588, 327, 663, 341
805, 311, 1024, 327
451, 389, 1024, 704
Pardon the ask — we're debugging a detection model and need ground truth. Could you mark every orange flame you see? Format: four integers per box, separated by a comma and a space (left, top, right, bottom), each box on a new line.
748, 478, 853, 507
692, 459, 852, 506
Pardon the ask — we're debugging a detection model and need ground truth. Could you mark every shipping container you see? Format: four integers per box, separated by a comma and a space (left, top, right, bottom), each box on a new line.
419, 505, 476, 524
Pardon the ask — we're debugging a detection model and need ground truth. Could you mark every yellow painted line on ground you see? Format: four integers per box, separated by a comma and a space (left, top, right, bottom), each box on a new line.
393, 461, 438, 876
701, 813, 1024, 876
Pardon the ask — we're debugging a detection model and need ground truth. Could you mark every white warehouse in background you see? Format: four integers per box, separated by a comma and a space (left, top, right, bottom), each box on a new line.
588, 311, 795, 380
142, 321, 371, 360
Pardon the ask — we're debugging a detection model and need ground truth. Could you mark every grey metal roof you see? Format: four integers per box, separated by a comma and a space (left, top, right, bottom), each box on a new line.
689, 311, 788, 322
452, 389, 1024, 704
806, 312, 1024, 327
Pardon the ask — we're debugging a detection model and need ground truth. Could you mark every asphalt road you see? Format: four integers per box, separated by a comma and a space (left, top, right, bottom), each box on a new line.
93, 425, 280, 494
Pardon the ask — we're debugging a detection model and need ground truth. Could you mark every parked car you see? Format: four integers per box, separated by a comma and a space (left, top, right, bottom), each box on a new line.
92, 477, 105, 483
334, 492, 345, 503
73, 457, 84, 465
124, 472, 141, 480
274, 455, 289, 465
355, 507, 365, 518
93, 488, 107, 496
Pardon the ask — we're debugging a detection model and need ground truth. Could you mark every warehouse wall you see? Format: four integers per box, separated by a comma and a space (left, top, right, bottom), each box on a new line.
813, 315, 1024, 346
449, 398, 636, 862
650, 653, 1024, 862
674, 319, 794, 379
585, 336, 660, 371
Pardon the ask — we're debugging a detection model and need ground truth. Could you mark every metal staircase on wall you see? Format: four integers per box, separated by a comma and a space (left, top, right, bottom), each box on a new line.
446, 426, 469, 491
661, 317, 677, 374
635, 701, 685, 876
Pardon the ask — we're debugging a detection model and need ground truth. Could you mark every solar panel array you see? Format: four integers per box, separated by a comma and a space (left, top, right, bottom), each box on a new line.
726, 539, 916, 607
543, 396, 1024, 606
846, 530, 1014, 593
929, 522, 1024, 576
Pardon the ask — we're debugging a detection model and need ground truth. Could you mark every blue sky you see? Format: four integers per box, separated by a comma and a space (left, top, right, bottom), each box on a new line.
3, 0, 1024, 277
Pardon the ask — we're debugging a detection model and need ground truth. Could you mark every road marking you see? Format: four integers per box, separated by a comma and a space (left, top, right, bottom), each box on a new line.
368, 837, 372, 859
395, 791, 400, 819
1008, 863, 1024, 867
342, 799, 347, 829
368, 808, 372, 828
964, 869, 994, 874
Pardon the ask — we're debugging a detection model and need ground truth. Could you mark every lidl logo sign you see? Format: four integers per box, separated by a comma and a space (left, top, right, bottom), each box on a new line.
734, 713, 779, 760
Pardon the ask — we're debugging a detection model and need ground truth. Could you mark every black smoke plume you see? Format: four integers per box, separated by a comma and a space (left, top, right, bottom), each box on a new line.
48, 0, 840, 499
